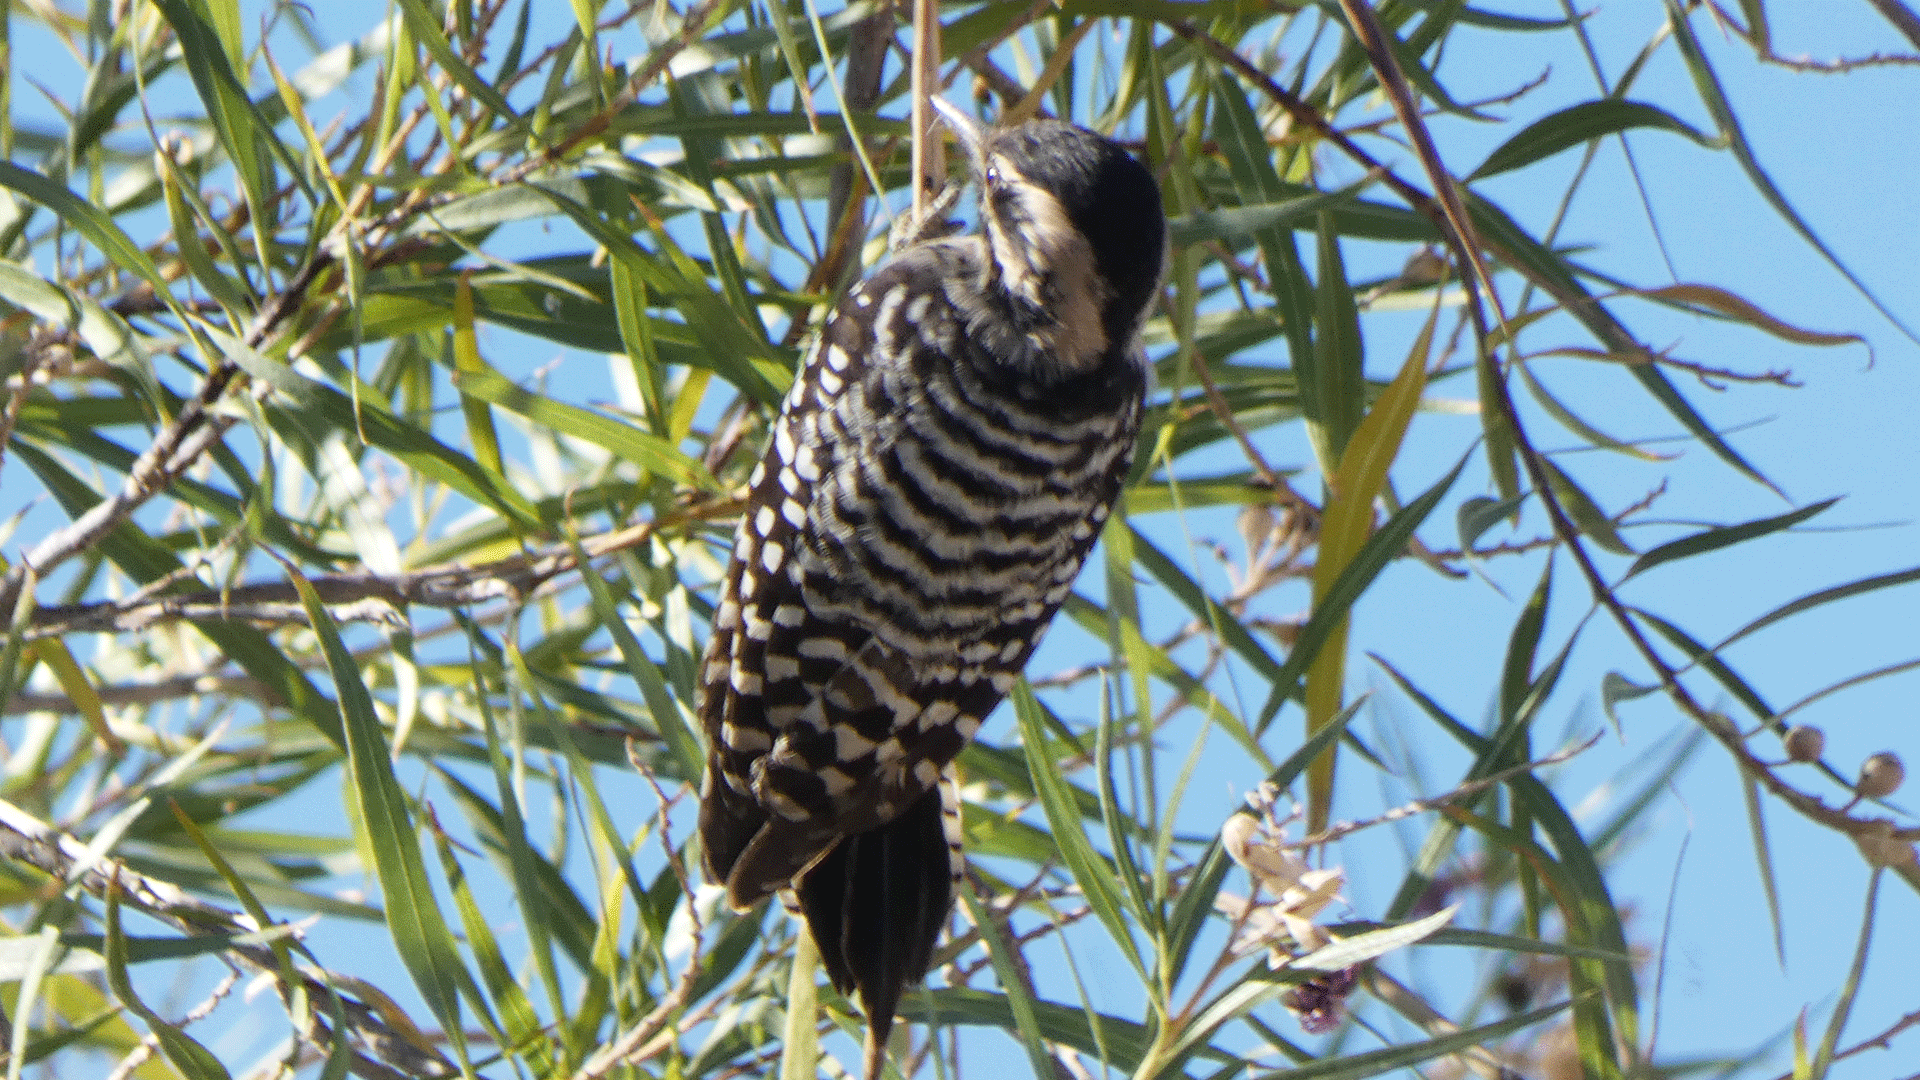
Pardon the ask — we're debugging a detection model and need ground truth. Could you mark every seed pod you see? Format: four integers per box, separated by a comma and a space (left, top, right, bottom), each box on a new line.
1855, 752, 1905, 800
1781, 725, 1825, 763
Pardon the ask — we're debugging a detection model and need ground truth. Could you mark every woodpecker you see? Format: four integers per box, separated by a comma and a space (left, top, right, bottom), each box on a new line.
696, 102, 1166, 1078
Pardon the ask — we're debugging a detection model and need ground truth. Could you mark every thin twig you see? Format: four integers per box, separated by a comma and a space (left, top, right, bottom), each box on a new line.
20, 496, 740, 641
0, 799, 459, 1080
1326, 0, 1908, 855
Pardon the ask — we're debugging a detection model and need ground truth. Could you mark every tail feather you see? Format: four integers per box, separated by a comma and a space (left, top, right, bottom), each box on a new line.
798, 783, 955, 1080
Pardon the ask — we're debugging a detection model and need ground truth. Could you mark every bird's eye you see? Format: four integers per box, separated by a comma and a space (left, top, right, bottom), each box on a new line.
983, 165, 1001, 188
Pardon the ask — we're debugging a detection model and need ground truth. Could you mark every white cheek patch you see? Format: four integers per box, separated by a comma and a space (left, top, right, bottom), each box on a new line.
983, 160, 1111, 371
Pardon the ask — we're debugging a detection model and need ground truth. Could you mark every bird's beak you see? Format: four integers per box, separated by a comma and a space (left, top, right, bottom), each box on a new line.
930, 97, 986, 165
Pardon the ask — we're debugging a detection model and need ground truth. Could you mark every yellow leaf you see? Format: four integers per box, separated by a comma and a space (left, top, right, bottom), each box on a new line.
1302, 306, 1436, 831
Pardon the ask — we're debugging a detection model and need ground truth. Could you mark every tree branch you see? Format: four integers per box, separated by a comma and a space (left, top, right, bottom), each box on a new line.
16, 497, 738, 643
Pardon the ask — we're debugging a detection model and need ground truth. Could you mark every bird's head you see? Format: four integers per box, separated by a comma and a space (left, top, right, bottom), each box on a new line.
933, 101, 1167, 373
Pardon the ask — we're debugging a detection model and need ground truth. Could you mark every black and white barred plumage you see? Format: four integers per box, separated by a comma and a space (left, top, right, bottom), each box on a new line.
697, 104, 1166, 1077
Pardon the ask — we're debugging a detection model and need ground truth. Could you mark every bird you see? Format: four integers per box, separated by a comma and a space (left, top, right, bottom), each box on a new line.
695, 100, 1167, 1080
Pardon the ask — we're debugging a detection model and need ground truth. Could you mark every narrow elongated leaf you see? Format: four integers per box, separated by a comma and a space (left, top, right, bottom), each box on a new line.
1665, 0, 1917, 344
432, 828, 555, 1073
1470, 98, 1719, 180
1739, 769, 1787, 966
1518, 360, 1669, 462
1626, 498, 1839, 580
1302, 216, 1367, 472
1542, 459, 1634, 555
1500, 559, 1552, 730
152, 0, 297, 246
1632, 607, 1775, 720
1303, 306, 1435, 825
1637, 283, 1867, 350
1257, 450, 1470, 734
1168, 180, 1377, 247
103, 895, 233, 1080
1811, 873, 1882, 1079
451, 277, 505, 478
1713, 565, 1920, 653
0, 163, 175, 300
288, 569, 484, 1072
1010, 682, 1146, 978
955, 893, 1058, 1080
450, 366, 717, 491
1247, 1000, 1572, 1080
568, 543, 703, 781
393, 0, 516, 118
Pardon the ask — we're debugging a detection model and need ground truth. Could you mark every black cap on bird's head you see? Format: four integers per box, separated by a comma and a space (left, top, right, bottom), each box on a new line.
932, 101, 1167, 370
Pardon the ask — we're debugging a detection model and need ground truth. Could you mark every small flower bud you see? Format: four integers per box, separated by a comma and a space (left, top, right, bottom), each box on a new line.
1781, 725, 1825, 763
1855, 752, 1905, 800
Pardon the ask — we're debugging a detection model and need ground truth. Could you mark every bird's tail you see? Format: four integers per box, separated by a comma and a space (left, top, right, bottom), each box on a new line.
797, 770, 963, 1080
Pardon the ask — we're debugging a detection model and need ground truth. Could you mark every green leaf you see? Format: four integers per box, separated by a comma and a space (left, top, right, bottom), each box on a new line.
1542, 459, 1635, 555
0, 162, 176, 301
1810, 872, 1881, 1079
449, 365, 718, 491
1470, 99, 1719, 180
1010, 681, 1146, 978
1302, 214, 1367, 472
1632, 607, 1775, 720
1256, 450, 1470, 733
1625, 498, 1839, 580
1739, 769, 1787, 967
1168, 180, 1377, 247
1517, 360, 1669, 462
952, 896, 1064, 1080
1456, 492, 1528, 551
450, 277, 505, 479
393, 0, 517, 120
1246, 1001, 1573, 1080
568, 543, 703, 782
152, 0, 300, 251
103, 895, 233, 1080
1666, 0, 1918, 345
287, 568, 484, 1073
431, 824, 556, 1073
1713, 564, 1920, 654
1500, 558, 1552, 730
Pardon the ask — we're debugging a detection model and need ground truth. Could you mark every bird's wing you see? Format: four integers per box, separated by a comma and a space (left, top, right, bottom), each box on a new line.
700, 254, 984, 902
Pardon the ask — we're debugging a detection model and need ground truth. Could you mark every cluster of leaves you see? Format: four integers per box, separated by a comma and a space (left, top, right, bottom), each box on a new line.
0, 1, 1914, 1079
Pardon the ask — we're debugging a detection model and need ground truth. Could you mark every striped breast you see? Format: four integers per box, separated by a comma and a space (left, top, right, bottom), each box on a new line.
698, 235, 1146, 905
